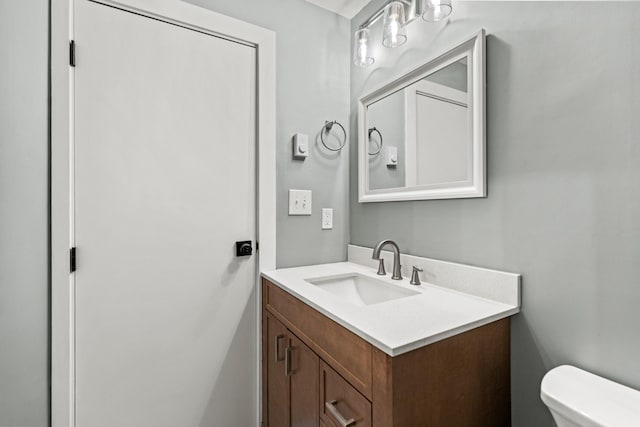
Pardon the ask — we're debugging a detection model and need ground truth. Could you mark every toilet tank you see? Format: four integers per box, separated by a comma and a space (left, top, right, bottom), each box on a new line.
541, 365, 640, 427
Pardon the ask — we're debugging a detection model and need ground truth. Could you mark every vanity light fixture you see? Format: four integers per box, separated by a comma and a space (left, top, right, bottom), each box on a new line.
382, 2, 407, 48
353, 0, 453, 67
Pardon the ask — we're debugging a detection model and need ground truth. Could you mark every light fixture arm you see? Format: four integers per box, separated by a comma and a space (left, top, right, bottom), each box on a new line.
358, 3, 386, 29
358, 0, 423, 30
405, 0, 426, 24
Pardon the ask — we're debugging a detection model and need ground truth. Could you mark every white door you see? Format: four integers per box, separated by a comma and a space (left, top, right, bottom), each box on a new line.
73, 1, 257, 426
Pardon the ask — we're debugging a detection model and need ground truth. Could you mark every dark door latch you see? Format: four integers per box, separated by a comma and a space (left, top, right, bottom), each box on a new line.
236, 241, 253, 257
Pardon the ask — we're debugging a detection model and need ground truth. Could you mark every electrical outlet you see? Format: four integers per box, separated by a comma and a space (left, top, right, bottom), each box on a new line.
288, 189, 312, 215
322, 208, 333, 230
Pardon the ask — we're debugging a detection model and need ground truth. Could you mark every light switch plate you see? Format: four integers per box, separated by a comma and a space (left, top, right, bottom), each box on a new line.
321, 208, 333, 230
288, 189, 312, 215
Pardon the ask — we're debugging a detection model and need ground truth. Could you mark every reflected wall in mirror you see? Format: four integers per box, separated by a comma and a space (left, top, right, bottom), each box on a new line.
358, 31, 485, 202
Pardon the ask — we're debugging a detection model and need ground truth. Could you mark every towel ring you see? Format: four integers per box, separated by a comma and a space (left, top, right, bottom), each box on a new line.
320, 120, 347, 152
368, 127, 383, 155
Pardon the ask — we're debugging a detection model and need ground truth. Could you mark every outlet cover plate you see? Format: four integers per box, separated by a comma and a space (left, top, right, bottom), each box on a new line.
322, 208, 333, 229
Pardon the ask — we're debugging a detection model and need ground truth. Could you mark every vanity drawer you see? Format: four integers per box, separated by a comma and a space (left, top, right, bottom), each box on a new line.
321, 361, 372, 427
263, 279, 373, 399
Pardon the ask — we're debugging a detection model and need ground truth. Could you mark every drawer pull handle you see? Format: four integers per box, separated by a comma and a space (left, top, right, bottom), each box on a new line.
284, 346, 293, 377
274, 334, 285, 362
325, 400, 356, 427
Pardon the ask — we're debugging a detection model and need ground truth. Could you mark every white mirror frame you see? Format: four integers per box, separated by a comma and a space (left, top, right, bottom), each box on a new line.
358, 30, 486, 203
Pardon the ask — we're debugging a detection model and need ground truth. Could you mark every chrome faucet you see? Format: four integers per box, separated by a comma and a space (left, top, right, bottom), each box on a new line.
372, 239, 402, 280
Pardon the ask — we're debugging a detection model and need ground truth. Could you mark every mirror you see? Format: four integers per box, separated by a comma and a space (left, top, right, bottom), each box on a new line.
358, 31, 485, 202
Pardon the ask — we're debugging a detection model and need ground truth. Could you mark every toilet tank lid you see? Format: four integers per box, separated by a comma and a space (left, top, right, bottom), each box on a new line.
541, 365, 640, 427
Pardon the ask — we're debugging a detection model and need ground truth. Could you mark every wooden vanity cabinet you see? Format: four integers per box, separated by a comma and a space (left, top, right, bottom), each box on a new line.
262, 279, 511, 427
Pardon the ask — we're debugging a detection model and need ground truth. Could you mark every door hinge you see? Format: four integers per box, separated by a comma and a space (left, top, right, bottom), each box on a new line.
256, 241, 259, 252
70, 247, 77, 273
69, 40, 76, 67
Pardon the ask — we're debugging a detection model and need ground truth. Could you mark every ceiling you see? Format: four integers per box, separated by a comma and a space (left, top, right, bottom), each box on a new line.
304, 0, 372, 19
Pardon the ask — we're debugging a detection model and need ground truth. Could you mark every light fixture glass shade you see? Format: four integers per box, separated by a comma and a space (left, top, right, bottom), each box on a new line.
422, 0, 452, 22
353, 28, 374, 67
382, 1, 407, 48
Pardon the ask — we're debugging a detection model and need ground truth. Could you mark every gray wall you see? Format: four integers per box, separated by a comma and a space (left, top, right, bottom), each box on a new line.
187, 0, 351, 268
0, 1, 50, 426
350, 1, 640, 426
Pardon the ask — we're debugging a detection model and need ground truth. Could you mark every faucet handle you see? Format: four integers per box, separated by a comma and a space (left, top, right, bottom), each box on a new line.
410, 266, 423, 285
376, 259, 386, 276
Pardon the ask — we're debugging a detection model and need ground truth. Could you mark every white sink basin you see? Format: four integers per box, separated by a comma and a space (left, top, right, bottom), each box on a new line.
305, 273, 420, 307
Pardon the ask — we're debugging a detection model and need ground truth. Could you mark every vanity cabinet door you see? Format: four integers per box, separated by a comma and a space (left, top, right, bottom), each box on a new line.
265, 313, 289, 427
264, 312, 319, 427
290, 334, 319, 427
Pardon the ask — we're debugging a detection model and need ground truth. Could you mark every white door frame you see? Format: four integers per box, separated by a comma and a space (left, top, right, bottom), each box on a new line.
50, 1, 276, 426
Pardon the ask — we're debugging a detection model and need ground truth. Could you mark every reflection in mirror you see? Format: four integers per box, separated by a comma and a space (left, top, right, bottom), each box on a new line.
358, 30, 485, 203
367, 57, 469, 191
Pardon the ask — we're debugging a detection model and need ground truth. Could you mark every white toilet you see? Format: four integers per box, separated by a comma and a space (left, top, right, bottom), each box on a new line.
541, 365, 640, 426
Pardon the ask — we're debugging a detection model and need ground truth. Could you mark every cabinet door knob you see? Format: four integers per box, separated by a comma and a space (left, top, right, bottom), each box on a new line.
325, 400, 356, 426
274, 334, 285, 362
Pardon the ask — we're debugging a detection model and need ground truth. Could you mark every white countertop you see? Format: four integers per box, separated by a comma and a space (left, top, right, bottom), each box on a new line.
262, 262, 520, 356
